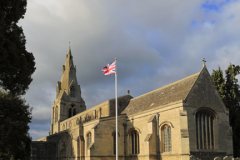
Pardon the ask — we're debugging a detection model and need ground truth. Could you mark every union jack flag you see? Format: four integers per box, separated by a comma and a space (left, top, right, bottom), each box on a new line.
102, 61, 116, 75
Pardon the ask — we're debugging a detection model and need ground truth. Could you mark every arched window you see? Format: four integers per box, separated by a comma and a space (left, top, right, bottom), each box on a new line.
112, 131, 119, 155
69, 108, 72, 118
55, 106, 58, 123
70, 86, 75, 97
113, 133, 116, 154
161, 125, 172, 152
195, 109, 215, 150
129, 130, 139, 154
73, 108, 76, 116
87, 132, 91, 148
68, 105, 76, 118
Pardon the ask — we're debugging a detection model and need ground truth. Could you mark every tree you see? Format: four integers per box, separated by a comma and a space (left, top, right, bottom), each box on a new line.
211, 64, 240, 157
0, 0, 36, 96
0, 89, 32, 159
211, 66, 226, 100
0, 1, 35, 159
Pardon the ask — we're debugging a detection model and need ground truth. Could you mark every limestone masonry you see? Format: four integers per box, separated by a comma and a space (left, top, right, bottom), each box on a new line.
31, 48, 233, 160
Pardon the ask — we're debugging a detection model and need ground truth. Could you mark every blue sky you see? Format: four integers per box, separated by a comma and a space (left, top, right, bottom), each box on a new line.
18, 0, 240, 140
202, 0, 234, 12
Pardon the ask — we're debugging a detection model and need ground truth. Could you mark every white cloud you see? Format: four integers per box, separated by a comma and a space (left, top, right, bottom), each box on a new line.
30, 129, 49, 141
32, 106, 52, 122
17, 0, 240, 140
211, 43, 240, 70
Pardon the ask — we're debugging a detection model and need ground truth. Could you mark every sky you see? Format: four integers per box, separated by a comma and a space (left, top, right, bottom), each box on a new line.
18, 0, 240, 140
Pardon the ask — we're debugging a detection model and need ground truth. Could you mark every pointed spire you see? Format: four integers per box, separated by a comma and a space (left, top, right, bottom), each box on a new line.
58, 46, 85, 102
65, 44, 74, 67
68, 42, 72, 57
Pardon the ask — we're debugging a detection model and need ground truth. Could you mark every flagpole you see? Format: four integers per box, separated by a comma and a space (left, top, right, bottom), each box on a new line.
115, 58, 118, 160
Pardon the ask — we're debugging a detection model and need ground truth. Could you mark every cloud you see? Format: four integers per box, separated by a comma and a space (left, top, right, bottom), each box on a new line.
18, 0, 240, 140
29, 129, 50, 141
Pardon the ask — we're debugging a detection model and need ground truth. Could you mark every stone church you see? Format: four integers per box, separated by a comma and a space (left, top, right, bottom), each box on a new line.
31, 48, 233, 160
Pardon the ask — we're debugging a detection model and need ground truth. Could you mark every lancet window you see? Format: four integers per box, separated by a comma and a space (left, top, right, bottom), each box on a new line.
113, 132, 116, 154
112, 131, 119, 154
70, 86, 75, 97
87, 132, 91, 148
73, 108, 76, 116
161, 124, 172, 152
68, 104, 76, 118
55, 106, 58, 123
129, 130, 139, 154
195, 109, 214, 150
68, 108, 72, 118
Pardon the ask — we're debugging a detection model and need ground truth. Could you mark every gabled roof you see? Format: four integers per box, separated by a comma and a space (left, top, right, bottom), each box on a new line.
122, 71, 201, 115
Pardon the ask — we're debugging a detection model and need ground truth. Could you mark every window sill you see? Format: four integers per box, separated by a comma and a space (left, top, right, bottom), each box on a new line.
161, 152, 173, 155
129, 154, 140, 156
195, 149, 215, 152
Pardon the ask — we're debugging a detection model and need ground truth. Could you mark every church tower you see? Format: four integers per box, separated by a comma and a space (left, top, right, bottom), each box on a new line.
50, 47, 86, 135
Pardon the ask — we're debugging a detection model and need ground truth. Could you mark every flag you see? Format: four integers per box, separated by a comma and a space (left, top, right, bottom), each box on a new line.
102, 61, 116, 75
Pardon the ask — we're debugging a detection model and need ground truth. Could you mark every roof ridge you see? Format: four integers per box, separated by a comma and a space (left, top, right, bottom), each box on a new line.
131, 72, 200, 101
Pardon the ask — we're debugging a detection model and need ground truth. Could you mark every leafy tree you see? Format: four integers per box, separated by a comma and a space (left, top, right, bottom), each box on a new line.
0, 89, 32, 159
211, 64, 240, 157
211, 66, 226, 100
0, 0, 36, 96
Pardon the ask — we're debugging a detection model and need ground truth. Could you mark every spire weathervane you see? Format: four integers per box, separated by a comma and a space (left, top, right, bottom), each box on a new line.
202, 58, 206, 66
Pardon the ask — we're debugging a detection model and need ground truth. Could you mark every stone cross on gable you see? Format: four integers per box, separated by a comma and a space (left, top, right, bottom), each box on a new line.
202, 58, 206, 66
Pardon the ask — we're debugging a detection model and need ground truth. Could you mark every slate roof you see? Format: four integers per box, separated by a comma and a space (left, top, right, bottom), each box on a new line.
122, 72, 200, 115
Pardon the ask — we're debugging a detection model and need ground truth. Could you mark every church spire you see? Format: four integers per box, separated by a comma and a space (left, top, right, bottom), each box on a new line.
51, 47, 86, 135
56, 47, 85, 104
65, 46, 74, 69
68, 45, 71, 57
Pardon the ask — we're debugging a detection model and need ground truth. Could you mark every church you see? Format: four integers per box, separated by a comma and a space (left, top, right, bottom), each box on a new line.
31, 48, 233, 160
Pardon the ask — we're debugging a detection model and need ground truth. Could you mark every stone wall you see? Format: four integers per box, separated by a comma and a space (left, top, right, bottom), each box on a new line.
190, 155, 240, 160
190, 151, 227, 160
185, 67, 233, 155
31, 141, 57, 160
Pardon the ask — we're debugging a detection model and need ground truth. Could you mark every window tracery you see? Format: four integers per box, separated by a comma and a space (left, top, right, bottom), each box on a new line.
161, 124, 172, 152
68, 104, 76, 118
129, 130, 139, 154
195, 109, 215, 150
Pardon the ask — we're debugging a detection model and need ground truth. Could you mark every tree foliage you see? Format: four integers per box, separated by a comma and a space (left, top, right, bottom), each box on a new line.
0, 89, 32, 159
211, 64, 240, 157
0, 1, 34, 159
0, 0, 36, 96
